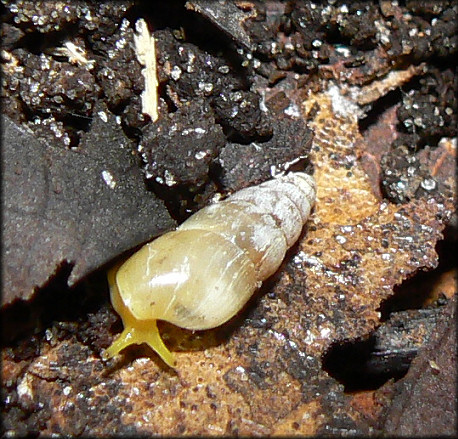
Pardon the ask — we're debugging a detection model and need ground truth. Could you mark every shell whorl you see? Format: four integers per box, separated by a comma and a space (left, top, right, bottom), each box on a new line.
178, 172, 316, 280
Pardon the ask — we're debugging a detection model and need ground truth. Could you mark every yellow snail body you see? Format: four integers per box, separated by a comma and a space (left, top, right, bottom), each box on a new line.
103, 172, 316, 367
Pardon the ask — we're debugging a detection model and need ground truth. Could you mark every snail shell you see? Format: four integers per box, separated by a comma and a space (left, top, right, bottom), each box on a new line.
103, 172, 316, 367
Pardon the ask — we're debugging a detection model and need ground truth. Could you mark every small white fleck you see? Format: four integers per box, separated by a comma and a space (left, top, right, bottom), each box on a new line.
203, 83, 213, 93
251, 142, 262, 151
217, 65, 230, 74
335, 45, 352, 57
63, 386, 72, 396
259, 93, 268, 113
230, 106, 239, 118
270, 164, 280, 177
284, 103, 300, 118
115, 37, 127, 50
429, 360, 440, 371
304, 330, 316, 344
335, 235, 347, 244
170, 65, 182, 81
211, 192, 223, 203
98, 111, 108, 123
101, 170, 116, 189
195, 151, 207, 160
164, 170, 177, 186
45, 329, 53, 341
421, 178, 436, 191
17, 374, 33, 400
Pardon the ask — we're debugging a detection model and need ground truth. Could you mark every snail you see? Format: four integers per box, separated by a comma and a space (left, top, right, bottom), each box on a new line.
103, 172, 316, 367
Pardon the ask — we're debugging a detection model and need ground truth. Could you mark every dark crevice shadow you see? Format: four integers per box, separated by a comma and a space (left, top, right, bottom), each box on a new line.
321, 335, 410, 393
322, 228, 456, 393
1, 261, 108, 347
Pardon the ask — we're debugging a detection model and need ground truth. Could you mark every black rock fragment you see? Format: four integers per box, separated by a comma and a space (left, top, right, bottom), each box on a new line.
2, 104, 175, 307
139, 98, 225, 188
212, 90, 272, 142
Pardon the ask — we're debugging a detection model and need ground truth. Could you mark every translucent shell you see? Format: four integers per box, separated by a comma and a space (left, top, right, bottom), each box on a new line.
103, 172, 316, 367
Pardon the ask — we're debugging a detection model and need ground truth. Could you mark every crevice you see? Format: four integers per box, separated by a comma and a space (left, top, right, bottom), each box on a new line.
322, 335, 408, 392
358, 89, 402, 134
323, 229, 455, 393
380, 232, 456, 318
1, 261, 107, 347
